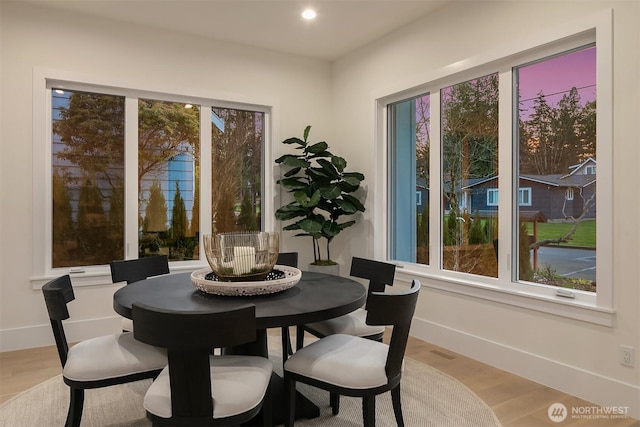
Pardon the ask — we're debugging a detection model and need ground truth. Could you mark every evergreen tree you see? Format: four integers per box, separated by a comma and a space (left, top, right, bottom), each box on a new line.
76, 178, 107, 258
52, 170, 74, 266
237, 192, 258, 231
144, 180, 168, 232
171, 181, 188, 240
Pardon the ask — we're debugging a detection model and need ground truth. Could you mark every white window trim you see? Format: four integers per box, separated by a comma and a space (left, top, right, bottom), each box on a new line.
31, 68, 277, 288
373, 9, 614, 326
518, 187, 532, 206
487, 188, 499, 206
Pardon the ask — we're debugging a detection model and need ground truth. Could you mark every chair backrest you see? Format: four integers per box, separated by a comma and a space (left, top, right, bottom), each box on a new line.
110, 255, 170, 284
350, 257, 396, 309
132, 303, 257, 421
42, 275, 75, 367
277, 252, 299, 268
365, 280, 420, 383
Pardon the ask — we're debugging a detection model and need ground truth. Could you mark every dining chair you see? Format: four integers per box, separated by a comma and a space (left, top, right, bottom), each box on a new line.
296, 257, 396, 350
109, 255, 170, 331
284, 280, 421, 427
42, 275, 167, 427
276, 252, 299, 363
132, 302, 273, 427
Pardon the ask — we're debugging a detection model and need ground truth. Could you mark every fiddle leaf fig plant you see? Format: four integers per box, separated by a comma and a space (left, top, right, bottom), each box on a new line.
275, 125, 365, 265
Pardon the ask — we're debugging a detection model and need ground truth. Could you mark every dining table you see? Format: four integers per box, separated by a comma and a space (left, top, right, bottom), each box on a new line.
113, 268, 367, 424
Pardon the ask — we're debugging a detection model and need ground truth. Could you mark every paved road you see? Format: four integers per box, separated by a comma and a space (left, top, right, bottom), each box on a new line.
533, 246, 596, 282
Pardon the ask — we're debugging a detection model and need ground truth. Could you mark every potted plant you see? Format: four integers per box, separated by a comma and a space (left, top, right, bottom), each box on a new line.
275, 125, 365, 273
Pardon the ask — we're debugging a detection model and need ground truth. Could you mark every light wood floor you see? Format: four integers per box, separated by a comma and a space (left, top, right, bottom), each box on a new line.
1, 333, 638, 427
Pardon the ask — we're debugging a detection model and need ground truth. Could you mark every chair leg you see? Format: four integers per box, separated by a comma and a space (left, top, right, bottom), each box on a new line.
281, 327, 291, 366
330, 392, 340, 415
391, 385, 404, 427
66, 387, 84, 427
362, 396, 376, 427
262, 383, 273, 427
295, 326, 305, 351
284, 373, 296, 427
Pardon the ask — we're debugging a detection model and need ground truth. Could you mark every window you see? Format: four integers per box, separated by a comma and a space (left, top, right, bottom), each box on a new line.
380, 13, 613, 321
518, 188, 531, 206
566, 187, 574, 201
36, 75, 270, 278
516, 46, 596, 291
487, 189, 499, 206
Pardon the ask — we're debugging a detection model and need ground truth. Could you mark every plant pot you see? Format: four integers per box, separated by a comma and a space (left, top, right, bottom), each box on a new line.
307, 263, 340, 276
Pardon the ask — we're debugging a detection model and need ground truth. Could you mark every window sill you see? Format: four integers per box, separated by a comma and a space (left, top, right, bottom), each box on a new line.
394, 264, 615, 327
30, 262, 208, 290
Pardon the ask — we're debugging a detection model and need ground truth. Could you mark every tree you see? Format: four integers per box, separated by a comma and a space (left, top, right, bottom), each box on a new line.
76, 178, 110, 261
211, 108, 263, 233
53, 92, 125, 188
143, 180, 168, 232
52, 169, 75, 266
237, 193, 258, 231
138, 100, 200, 196
171, 181, 188, 240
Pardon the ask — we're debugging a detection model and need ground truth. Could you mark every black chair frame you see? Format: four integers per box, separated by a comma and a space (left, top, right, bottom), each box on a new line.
110, 255, 170, 285
276, 252, 299, 363
296, 256, 397, 348
132, 302, 272, 427
284, 280, 420, 427
42, 275, 163, 427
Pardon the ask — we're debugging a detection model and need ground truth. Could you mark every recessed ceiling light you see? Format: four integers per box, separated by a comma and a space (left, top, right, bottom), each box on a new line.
301, 8, 317, 20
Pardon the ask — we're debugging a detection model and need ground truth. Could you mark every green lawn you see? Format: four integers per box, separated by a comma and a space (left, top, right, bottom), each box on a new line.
526, 219, 595, 248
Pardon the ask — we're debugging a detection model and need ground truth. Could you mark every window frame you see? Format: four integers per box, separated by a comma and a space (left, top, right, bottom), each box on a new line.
487, 188, 499, 206
374, 9, 613, 326
32, 69, 276, 288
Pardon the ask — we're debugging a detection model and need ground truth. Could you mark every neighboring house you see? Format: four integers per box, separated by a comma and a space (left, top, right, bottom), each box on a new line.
439, 158, 596, 220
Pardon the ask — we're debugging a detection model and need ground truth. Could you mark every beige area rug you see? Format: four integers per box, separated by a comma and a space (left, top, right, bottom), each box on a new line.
0, 338, 502, 427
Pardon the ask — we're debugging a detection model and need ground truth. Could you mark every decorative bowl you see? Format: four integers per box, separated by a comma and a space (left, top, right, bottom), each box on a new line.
190, 265, 302, 296
203, 232, 279, 282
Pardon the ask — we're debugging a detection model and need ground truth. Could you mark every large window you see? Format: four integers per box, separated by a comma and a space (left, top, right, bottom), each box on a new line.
383, 18, 611, 319
42, 80, 268, 274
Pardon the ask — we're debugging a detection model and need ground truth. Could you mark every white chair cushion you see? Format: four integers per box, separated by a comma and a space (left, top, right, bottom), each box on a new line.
144, 355, 272, 420
305, 308, 385, 338
63, 332, 167, 382
285, 334, 399, 389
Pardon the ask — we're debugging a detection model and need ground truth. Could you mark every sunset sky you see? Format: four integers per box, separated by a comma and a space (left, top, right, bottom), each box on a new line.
517, 46, 596, 119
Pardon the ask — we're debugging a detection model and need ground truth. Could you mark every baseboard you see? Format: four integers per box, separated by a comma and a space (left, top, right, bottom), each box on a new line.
0, 316, 121, 352
411, 316, 640, 420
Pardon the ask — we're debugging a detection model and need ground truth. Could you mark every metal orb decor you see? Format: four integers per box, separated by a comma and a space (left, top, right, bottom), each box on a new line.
203, 231, 279, 282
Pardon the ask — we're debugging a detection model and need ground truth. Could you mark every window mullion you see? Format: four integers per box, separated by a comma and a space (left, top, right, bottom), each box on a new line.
124, 97, 139, 259
429, 90, 442, 270
199, 104, 213, 261
497, 69, 513, 281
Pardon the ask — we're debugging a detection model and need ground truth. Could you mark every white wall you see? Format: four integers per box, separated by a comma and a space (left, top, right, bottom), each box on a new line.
0, 2, 332, 347
331, 0, 639, 418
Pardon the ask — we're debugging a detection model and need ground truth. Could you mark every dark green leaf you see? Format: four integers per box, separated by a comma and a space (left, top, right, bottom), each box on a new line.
306, 141, 329, 154
332, 156, 347, 172
303, 125, 311, 141
319, 185, 342, 200
335, 198, 357, 213
343, 194, 365, 212
281, 157, 310, 168
343, 176, 361, 187
317, 159, 339, 179
343, 172, 365, 181
278, 177, 308, 190
284, 167, 301, 177
283, 137, 305, 146
299, 218, 323, 234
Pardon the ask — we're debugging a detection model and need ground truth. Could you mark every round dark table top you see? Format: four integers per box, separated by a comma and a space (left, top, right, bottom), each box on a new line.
113, 270, 366, 329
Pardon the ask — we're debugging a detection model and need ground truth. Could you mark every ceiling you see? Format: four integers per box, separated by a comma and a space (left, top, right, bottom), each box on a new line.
22, 0, 451, 61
